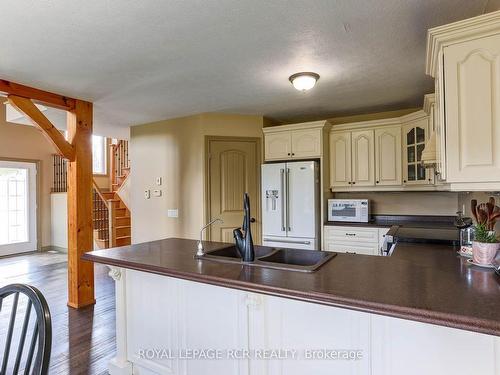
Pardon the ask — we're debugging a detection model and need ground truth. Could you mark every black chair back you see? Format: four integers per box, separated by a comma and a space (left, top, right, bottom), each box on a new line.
0, 284, 51, 375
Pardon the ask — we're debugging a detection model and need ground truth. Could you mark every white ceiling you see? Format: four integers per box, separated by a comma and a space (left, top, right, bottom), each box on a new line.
0, 0, 489, 137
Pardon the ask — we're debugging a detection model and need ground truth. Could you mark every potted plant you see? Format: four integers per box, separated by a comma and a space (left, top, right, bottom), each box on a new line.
471, 198, 500, 265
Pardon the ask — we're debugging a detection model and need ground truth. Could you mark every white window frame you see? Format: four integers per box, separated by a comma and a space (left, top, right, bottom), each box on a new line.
92, 135, 107, 175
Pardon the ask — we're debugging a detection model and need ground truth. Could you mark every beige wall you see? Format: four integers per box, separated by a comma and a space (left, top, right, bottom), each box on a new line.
334, 191, 460, 216
130, 113, 264, 244
485, 0, 500, 13
0, 103, 56, 248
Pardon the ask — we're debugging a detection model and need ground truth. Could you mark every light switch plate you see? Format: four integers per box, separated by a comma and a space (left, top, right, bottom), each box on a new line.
153, 189, 162, 197
156, 177, 162, 186
167, 209, 178, 218
144, 190, 150, 199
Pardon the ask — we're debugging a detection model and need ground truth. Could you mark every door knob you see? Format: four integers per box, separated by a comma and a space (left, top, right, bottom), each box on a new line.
250, 217, 256, 223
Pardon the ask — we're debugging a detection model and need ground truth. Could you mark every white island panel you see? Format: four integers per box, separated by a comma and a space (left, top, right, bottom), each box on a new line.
110, 268, 500, 375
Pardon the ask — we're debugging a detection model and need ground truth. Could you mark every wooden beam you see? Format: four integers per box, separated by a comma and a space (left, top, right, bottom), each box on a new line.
66, 100, 95, 309
7, 95, 75, 161
0, 79, 76, 110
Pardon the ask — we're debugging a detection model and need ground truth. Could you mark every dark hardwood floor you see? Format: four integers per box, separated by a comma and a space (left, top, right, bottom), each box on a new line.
0, 252, 116, 374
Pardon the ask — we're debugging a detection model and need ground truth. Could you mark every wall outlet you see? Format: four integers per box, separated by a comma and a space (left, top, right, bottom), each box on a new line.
156, 177, 162, 186
144, 190, 150, 199
153, 189, 162, 197
167, 209, 179, 218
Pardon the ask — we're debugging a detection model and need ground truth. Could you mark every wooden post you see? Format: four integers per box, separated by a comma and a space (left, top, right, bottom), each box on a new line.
1, 79, 96, 308
66, 100, 95, 308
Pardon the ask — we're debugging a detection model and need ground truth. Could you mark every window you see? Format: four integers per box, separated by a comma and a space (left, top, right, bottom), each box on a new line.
0, 167, 28, 245
92, 135, 107, 175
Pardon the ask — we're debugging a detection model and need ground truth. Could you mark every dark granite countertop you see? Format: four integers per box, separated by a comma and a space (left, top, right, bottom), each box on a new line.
83, 238, 500, 336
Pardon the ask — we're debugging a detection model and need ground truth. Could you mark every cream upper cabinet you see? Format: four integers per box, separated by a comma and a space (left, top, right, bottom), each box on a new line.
330, 131, 352, 187
329, 114, 449, 191
351, 130, 375, 186
263, 121, 327, 161
290, 128, 322, 158
443, 33, 500, 183
330, 129, 375, 188
426, 11, 500, 189
374, 126, 402, 186
402, 117, 433, 186
264, 132, 292, 160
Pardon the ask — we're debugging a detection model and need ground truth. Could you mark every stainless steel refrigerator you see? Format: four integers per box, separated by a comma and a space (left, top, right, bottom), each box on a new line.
261, 161, 320, 250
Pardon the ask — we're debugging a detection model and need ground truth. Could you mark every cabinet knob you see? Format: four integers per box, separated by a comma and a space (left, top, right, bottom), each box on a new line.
292, 153, 295, 156
376, 181, 379, 184
403, 180, 407, 183
348, 182, 352, 185
352, 182, 356, 185
287, 153, 291, 156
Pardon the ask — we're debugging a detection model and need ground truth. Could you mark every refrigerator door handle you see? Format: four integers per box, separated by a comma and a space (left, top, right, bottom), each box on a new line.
280, 168, 286, 232
286, 168, 291, 231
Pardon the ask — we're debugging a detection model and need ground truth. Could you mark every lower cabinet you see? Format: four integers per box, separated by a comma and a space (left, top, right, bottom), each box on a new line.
323, 225, 389, 255
115, 269, 500, 375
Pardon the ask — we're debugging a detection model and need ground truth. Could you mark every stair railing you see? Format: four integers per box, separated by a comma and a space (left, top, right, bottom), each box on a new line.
51, 154, 67, 192
110, 140, 129, 191
92, 180, 116, 248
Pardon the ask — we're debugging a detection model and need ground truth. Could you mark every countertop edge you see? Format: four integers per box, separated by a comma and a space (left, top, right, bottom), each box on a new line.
82, 253, 500, 337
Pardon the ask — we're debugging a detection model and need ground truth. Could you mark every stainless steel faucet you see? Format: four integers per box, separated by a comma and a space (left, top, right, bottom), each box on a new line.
197, 218, 223, 256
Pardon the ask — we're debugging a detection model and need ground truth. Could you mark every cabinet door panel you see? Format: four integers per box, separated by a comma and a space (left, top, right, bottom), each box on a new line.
444, 33, 500, 182
330, 132, 352, 187
252, 294, 371, 375
402, 119, 433, 185
371, 314, 498, 375
265, 132, 292, 160
290, 129, 321, 158
327, 226, 379, 242
351, 130, 375, 186
375, 126, 402, 186
327, 241, 380, 255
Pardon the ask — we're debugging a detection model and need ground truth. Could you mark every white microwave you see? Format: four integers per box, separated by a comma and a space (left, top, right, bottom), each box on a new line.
328, 199, 369, 223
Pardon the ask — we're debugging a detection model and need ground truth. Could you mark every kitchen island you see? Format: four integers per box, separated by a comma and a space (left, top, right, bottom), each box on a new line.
84, 238, 500, 375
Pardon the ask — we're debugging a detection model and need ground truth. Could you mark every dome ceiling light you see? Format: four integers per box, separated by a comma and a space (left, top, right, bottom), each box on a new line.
289, 72, 320, 91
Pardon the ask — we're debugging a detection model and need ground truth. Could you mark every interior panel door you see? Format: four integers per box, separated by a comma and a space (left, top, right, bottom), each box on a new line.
208, 138, 260, 243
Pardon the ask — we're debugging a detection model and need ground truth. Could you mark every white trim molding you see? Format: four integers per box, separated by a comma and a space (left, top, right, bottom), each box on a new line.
107, 266, 133, 375
426, 10, 500, 76
262, 120, 329, 134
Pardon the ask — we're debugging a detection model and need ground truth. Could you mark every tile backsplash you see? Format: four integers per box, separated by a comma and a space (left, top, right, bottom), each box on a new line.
334, 192, 459, 216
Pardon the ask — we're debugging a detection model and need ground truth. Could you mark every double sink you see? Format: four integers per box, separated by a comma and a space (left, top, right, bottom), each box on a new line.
196, 245, 336, 273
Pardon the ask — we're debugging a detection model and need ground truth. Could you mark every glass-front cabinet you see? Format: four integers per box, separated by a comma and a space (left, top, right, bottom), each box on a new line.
402, 118, 433, 185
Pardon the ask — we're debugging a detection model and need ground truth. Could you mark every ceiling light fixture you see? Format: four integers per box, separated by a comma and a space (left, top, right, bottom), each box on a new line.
289, 72, 320, 91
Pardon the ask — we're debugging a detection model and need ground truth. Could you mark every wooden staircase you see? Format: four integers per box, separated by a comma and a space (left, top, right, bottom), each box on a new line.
93, 140, 131, 249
